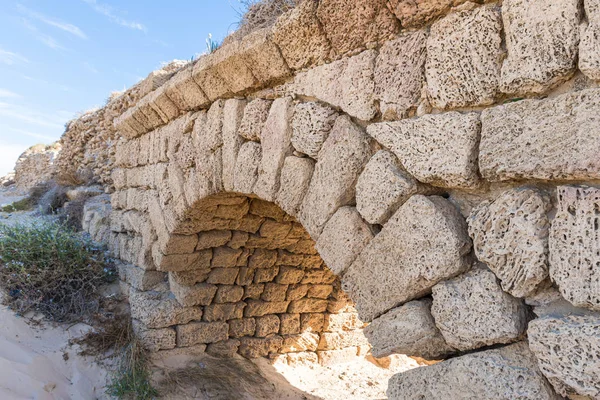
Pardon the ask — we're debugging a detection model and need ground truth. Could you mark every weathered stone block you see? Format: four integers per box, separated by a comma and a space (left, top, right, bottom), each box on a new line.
164, 63, 210, 110
276, 267, 304, 285
207, 268, 239, 285
387, 0, 469, 28
365, 299, 454, 359
254, 267, 279, 284
528, 315, 600, 399
387, 342, 560, 400
233, 142, 262, 194
237, 28, 291, 86
237, 99, 272, 142
118, 262, 165, 291
244, 284, 265, 300
281, 332, 319, 353
549, 186, 600, 310
275, 156, 315, 218
222, 99, 247, 192
177, 322, 229, 347
342, 195, 472, 322
261, 283, 289, 302
214, 285, 245, 303
130, 289, 202, 329
500, 0, 580, 95
192, 54, 231, 101
132, 321, 176, 351
211, 247, 243, 268
318, 330, 369, 350
153, 245, 212, 272
323, 313, 363, 332
206, 339, 241, 358
291, 102, 337, 159
431, 268, 528, 351
479, 90, 600, 181
368, 112, 481, 189
317, 347, 358, 366
244, 300, 290, 317
238, 335, 283, 358
469, 188, 552, 298
169, 269, 210, 287
301, 313, 325, 333
279, 313, 300, 335
196, 230, 232, 250
286, 284, 309, 301
288, 298, 328, 313
256, 314, 280, 337
299, 116, 372, 239
426, 5, 502, 109
228, 318, 256, 338
579, 0, 600, 80
375, 31, 426, 119
307, 284, 333, 299
210, 40, 258, 94
170, 279, 218, 307
203, 303, 245, 322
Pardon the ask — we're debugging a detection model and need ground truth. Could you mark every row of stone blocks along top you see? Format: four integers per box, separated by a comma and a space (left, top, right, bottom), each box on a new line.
112, 0, 600, 140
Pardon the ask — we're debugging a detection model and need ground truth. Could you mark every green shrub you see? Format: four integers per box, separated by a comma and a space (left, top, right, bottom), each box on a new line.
1, 198, 32, 213
0, 221, 115, 321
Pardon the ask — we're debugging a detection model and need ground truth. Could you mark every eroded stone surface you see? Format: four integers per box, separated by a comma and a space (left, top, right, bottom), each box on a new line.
426, 5, 502, 109
500, 0, 580, 95
368, 112, 481, 188
549, 186, 600, 310
343, 195, 472, 321
130, 289, 203, 329
528, 315, 600, 399
387, 0, 469, 28
580, 0, 600, 80
291, 102, 337, 159
387, 342, 561, 400
431, 267, 528, 351
222, 99, 247, 192
238, 99, 272, 142
468, 187, 552, 298
365, 299, 454, 360
356, 150, 419, 225
480, 90, 600, 181
276, 156, 315, 217
233, 142, 262, 194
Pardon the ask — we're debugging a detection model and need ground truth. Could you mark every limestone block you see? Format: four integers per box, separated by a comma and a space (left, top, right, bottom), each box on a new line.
387, 342, 561, 400
318, 330, 369, 350
356, 150, 419, 225
149, 85, 180, 124
286, 284, 309, 301
254, 267, 279, 284
153, 245, 212, 272
307, 285, 333, 299
203, 303, 245, 322
323, 313, 364, 332
238, 335, 283, 358
177, 322, 229, 347
272, 0, 330, 70
549, 186, 600, 310
169, 269, 210, 287
281, 332, 319, 353
479, 90, 600, 181
222, 99, 247, 191
237, 99, 272, 142
233, 141, 262, 194
317, 347, 358, 366
276, 156, 315, 217
500, 0, 580, 95
261, 283, 289, 302
253, 97, 294, 201
288, 298, 328, 313
206, 268, 239, 285
528, 315, 600, 399
135, 100, 164, 132
259, 220, 292, 240
342, 195, 472, 322
193, 100, 225, 194
196, 230, 232, 250
293, 59, 345, 113
316, 0, 399, 56
302, 269, 335, 285
301, 313, 325, 333
387, 0, 469, 28
276, 267, 305, 285
279, 314, 300, 335
170, 279, 218, 307
214, 285, 245, 303
580, 0, 600, 80
256, 315, 280, 337
468, 188, 552, 298
299, 116, 372, 239
316, 207, 374, 276
211, 247, 243, 268
426, 5, 502, 109
118, 262, 165, 291
192, 54, 231, 101
129, 289, 203, 329
238, 28, 291, 86
160, 234, 198, 255
244, 300, 290, 317
210, 40, 258, 94
132, 321, 176, 351
375, 31, 427, 120
368, 113, 481, 189
431, 268, 528, 351
249, 249, 277, 269
290, 102, 337, 159
365, 299, 454, 359
206, 339, 241, 358
229, 318, 256, 338
164, 63, 209, 111
114, 109, 144, 138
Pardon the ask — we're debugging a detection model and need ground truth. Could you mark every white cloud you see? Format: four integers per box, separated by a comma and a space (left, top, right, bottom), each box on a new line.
0, 89, 21, 99
16, 4, 87, 39
21, 18, 68, 51
82, 0, 146, 31
0, 48, 29, 65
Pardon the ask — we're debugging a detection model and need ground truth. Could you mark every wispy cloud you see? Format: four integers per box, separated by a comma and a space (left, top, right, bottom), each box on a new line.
83, 61, 98, 74
21, 18, 68, 50
0, 89, 21, 98
17, 4, 87, 39
0, 102, 67, 129
0, 48, 29, 65
82, 0, 146, 31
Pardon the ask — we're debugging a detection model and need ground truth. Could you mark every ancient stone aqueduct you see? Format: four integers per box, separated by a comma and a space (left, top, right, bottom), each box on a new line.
48, 0, 600, 397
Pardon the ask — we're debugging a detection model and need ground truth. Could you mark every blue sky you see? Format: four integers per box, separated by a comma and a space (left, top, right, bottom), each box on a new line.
0, 0, 245, 176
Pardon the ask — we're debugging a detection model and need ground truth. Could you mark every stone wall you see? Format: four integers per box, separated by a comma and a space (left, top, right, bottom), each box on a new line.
13, 143, 61, 190
71, 0, 600, 398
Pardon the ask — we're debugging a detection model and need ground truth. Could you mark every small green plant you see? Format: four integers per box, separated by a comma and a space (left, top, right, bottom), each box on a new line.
1, 198, 32, 212
0, 221, 115, 321
205, 33, 221, 54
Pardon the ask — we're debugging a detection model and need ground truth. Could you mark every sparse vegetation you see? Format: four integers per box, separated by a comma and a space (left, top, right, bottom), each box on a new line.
0, 221, 115, 322
227, 0, 298, 43
1, 198, 32, 213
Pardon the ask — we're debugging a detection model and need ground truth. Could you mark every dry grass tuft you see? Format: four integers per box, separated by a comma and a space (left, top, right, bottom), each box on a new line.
229, 0, 299, 42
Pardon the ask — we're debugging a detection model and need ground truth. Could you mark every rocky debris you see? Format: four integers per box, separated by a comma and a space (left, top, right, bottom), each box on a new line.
468, 187, 552, 298
528, 315, 600, 399
13, 143, 61, 190
387, 342, 561, 400
549, 186, 600, 310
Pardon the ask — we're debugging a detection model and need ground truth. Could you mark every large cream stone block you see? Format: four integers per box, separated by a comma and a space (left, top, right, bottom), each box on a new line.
222, 99, 247, 192
291, 102, 337, 159
386, 0, 469, 28
129, 289, 202, 329
580, 0, 600, 80
233, 141, 262, 194
276, 156, 315, 217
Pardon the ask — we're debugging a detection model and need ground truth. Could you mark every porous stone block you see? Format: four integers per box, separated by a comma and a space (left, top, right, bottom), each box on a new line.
316, 207, 373, 276
253, 97, 294, 201
192, 54, 231, 101
161, 234, 198, 255
261, 283, 289, 302
244, 284, 265, 301
272, 0, 330, 70
387, 342, 561, 400
210, 40, 258, 94
130, 289, 203, 329
238, 335, 283, 358
228, 318, 256, 338
118, 262, 165, 291
579, 0, 600, 80
317, 347, 358, 366
177, 322, 229, 347
286, 284, 309, 301
426, 5, 502, 109
148, 85, 180, 123
316, 0, 399, 56
203, 303, 245, 322
293, 59, 345, 114
237, 99, 272, 142
318, 330, 369, 351
356, 150, 419, 225
164, 63, 210, 111
276, 156, 315, 217
237, 28, 291, 86
323, 313, 363, 332
528, 315, 600, 399
256, 314, 280, 337
276, 267, 305, 285
170, 279, 218, 307
214, 285, 245, 303
281, 332, 319, 353
342, 195, 472, 322
248, 248, 277, 269
233, 141, 262, 194
279, 314, 300, 335
365, 299, 454, 360
169, 269, 211, 287
307, 285, 332, 299
132, 321, 176, 351
479, 89, 600, 181
259, 220, 292, 240
291, 102, 337, 159
299, 116, 372, 239
387, 0, 469, 28
207, 268, 239, 285
288, 298, 328, 313
500, 0, 580, 95
211, 247, 243, 268
367, 113, 481, 189
468, 188, 552, 298
222, 99, 247, 192
206, 339, 241, 358
549, 186, 600, 310
375, 30, 426, 120
244, 300, 290, 317
431, 268, 528, 351
301, 313, 325, 333
254, 267, 279, 284
196, 230, 232, 250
